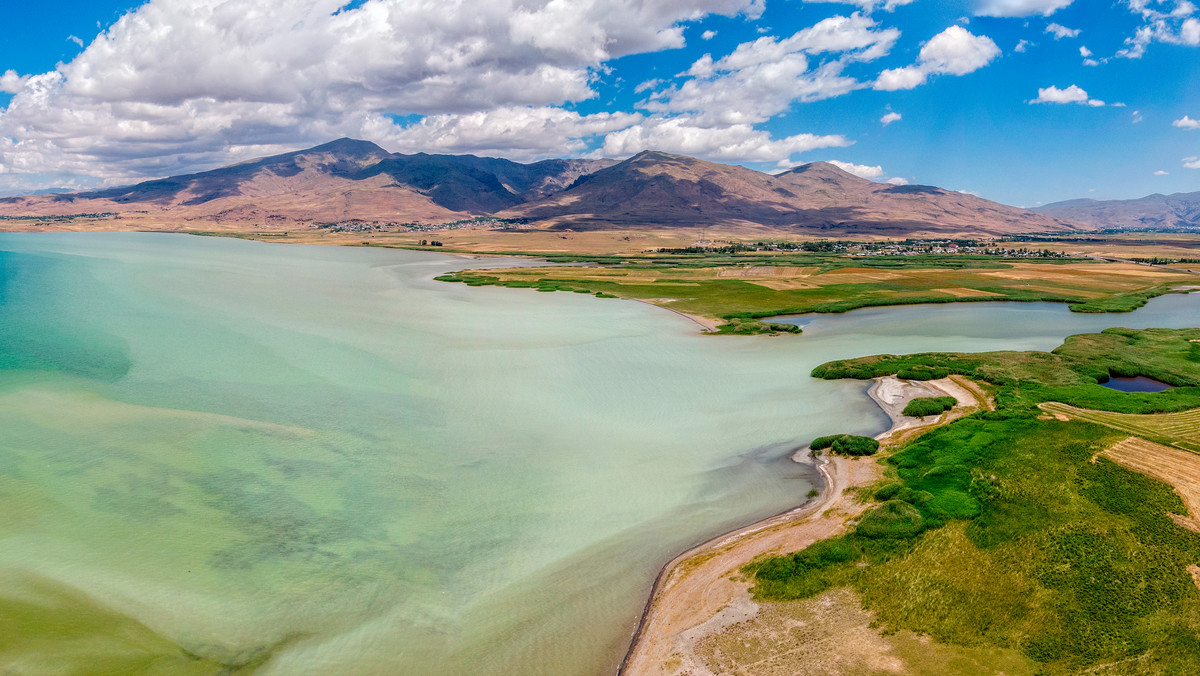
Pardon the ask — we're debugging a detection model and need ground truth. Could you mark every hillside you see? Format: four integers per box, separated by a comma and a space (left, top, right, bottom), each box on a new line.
1, 140, 1079, 237
0, 139, 613, 226
501, 151, 1078, 236
1037, 191, 1200, 230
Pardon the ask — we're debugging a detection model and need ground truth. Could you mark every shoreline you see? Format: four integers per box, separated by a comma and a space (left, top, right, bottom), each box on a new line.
618, 374, 993, 676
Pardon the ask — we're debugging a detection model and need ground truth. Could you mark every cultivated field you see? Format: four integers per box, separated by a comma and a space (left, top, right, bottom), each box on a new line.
1040, 401, 1200, 453
442, 258, 1196, 329
1101, 436, 1200, 532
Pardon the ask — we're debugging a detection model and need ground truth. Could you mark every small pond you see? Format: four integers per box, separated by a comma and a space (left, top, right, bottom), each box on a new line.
1099, 375, 1176, 393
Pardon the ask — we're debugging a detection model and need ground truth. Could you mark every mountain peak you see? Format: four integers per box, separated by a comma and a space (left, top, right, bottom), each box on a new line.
778, 161, 869, 183
305, 137, 389, 157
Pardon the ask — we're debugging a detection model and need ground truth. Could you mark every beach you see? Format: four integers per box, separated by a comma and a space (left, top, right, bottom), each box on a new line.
620, 374, 994, 676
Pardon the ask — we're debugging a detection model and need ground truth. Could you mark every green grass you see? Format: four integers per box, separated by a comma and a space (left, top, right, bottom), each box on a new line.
903, 396, 957, 417
434, 253, 1193, 331
747, 327, 1200, 674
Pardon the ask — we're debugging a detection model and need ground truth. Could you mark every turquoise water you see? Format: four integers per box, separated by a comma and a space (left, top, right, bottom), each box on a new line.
0, 233, 1196, 675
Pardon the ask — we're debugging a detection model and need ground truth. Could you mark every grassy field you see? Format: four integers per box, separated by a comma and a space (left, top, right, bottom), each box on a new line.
745, 327, 1200, 675
1040, 403, 1200, 453
437, 257, 1196, 332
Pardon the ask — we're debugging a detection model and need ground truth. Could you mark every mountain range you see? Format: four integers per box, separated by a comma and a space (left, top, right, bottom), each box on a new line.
0, 138, 1102, 237
1037, 191, 1200, 230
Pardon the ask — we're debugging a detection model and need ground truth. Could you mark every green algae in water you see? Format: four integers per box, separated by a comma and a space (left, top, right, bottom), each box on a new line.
0, 233, 1197, 675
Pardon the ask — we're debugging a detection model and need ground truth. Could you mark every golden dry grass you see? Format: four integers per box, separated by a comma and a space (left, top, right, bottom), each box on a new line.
1038, 403, 1200, 453
1101, 437, 1200, 533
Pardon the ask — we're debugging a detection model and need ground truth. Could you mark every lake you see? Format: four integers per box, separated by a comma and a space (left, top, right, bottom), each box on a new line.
0, 233, 1196, 675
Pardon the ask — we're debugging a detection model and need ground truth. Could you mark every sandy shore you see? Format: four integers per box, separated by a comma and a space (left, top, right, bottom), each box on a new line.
620, 374, 992, 676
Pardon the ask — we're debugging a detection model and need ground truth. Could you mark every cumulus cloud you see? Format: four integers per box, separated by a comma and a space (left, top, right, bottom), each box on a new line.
595, 115, 852, 163
702, 30, 718, 39
0, 70, 28, 94
1045, 23, 1081, 39
881, 111, 902, 125
1013, 38, 1032, 52
873, 25, 1000, 91
367, 107, 643, 159
1173, 115, 1200, 129
1030, 84, 1107, 106
885, 176, 909, 185
0, 0, 769, 190
1154, 169, 1168, 175
826, 159, 884, 178
647, 14, 899, 124
974, 0, 1074, 17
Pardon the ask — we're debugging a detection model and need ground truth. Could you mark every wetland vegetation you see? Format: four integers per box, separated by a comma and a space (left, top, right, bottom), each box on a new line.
749, 327, 1200, 674
434, 251, 1195, 334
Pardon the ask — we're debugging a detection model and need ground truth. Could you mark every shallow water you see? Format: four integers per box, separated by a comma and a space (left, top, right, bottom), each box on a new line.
1099, 375, 1176, 393
0, 233, 1196, 675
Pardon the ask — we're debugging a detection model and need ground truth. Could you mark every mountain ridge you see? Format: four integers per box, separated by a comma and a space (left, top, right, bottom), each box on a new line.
0, 138, 1080, 236
1037, 190, 1200, 230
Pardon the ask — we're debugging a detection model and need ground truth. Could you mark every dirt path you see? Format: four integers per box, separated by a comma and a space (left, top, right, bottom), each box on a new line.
620, 375, 993, 676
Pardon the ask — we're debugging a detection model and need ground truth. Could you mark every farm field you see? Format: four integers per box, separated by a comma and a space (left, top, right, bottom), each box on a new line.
1101, 437, 1200, 532
1040, 402, 1200, 453
438, 258, 1197, 330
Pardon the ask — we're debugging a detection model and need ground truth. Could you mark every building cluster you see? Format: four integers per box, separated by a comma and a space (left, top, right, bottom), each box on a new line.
312, 216, 526, 233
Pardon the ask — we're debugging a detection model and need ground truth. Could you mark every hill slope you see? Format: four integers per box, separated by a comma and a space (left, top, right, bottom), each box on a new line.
1037, 191, 1200, 230
501, 151, 1077, 236
0, 139, 613, 226
1, 140, 1078, 237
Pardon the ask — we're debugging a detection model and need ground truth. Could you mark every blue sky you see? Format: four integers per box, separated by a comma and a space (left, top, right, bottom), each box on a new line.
0, 0, 1197, 207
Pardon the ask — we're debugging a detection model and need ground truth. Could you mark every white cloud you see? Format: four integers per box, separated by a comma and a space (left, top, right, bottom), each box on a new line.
880, 111, 902, 125
67, 35, 85, 48
1154, 170, 1168, 175
0, 70, 28, 94
366, 106, 642, 159
1185, 156, 1200, 169
1132, 109, 1144, 123
595, 115, 852, 164
974, 0, 1074, 17
800, 0, 916, 12
885, 176, 909, 185
826, 159, 884, 178
872, 26, 1000, 91
874, 66, 927, 90
702, 30, 717, 40
1116, 5, 1200, 58
634, 79, 663, 94
1173, 115, 1200, 129
1046, 23, 1081, 39
1030, 84, 1107, 106
648, 14, 899, 124
1079, 45, 1092, 56
0, 0, 767, 190
1014, 38, 1032, 52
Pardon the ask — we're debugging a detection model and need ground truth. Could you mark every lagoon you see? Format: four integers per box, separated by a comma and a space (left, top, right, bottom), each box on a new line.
0, 233, 1196, 675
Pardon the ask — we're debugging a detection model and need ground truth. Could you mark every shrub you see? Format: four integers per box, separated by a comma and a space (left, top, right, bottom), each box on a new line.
898, 365, 951, 380
810, 434, 880, 456
902, 396, 957, 417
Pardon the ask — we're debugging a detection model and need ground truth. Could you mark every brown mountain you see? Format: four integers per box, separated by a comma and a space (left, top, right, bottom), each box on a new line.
500, 151, 1080, 236
1036, 191, 1200, 230
0, 138, 614, 225
1, 140, 1079, 237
